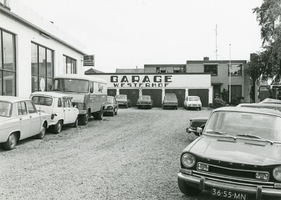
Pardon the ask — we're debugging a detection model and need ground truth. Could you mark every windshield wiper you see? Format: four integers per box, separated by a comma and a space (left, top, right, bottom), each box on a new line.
236, 134, 261, 139
206, 130, 227, 135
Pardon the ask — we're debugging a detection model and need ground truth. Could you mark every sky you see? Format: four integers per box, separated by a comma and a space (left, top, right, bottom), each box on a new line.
19, 0, 264, 73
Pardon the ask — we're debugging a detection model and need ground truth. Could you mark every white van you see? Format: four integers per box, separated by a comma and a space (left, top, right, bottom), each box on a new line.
51, 74, 107, 125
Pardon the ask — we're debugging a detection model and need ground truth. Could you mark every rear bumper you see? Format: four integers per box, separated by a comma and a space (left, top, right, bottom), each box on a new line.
178, 171, 281, 199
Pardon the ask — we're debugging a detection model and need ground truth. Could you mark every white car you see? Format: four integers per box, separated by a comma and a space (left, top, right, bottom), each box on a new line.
184, 96, 202, 110
30, 92, 79, 134
0, 96, 51, 150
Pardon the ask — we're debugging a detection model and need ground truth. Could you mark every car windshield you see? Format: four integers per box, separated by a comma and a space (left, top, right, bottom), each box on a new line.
139, 96, 151, 100
51, 78, 89, 93
188, 96, 200, 101
116, 95, 126, 100
0, 101, 12, 117
204, 111, 281, 141
165, 95, 176, 100
107, 97, 114, 103
32, 96, 53, 106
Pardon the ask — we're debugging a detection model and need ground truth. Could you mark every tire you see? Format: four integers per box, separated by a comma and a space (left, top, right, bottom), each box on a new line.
115, 108, 118, 115
178, 177, 201, 196
199, 107, 201, 111
96, 110, 104, 120
4, 133, 17, 150
36, 123, 46, 139
110, 111, 114, 117
72, 117, 78, 127
53, 120, 62, 134
80, 113, 89, 125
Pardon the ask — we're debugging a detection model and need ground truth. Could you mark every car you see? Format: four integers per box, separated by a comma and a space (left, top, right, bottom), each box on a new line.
184, 96, 202, 110
30, 91, 79, 134
237, 102, 281, 112
178, 106, 281, 200
162, 93, 178, 109
136, 95, 153, 109
0, 96, 51, 150
104, 96, 118, 116
186, 116, 208, 136
259, 98, 281, 104
115, 94, 131, 108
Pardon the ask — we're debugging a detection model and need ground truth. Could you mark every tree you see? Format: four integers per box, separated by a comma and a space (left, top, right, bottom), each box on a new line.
253, 0, 281, 74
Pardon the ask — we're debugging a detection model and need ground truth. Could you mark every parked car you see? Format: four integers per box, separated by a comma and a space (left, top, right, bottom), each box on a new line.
178, 106, 281, 199
104, 96, 118, 116
30, 91, 79, 134
186, 117, 208, 136
259, 98, 281, 104
162, 93, 178, 109
115, 94, 131, 108
184, 96, 202, 110
237, 102, 281, 111
137, 95, 153, 109
0, 96, 51, 150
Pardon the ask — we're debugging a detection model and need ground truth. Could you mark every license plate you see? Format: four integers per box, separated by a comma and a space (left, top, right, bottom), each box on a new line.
210, 188, 247, 200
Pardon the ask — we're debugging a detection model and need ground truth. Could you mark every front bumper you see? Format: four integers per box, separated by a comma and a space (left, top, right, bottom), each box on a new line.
178, 171, 281, 199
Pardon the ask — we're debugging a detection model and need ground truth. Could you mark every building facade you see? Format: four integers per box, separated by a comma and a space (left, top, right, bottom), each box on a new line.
0, 0, 86, 98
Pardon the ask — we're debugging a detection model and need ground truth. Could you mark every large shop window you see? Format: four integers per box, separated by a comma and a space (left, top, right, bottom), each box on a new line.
31, 43, 53, 92
64, 55, 76, 74
0, 30, 16, 96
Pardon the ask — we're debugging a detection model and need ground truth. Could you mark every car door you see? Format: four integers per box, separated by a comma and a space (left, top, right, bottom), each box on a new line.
62, 97, 74, 124
26, 100, 41, 136
67, 97, 78, 122
17, 101, 31, 140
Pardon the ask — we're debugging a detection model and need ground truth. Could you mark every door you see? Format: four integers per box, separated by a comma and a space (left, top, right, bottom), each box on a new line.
62, 97, 76, 124
108, 89, 116, 97
188, 89, 209, 107
17, 101, 30, 140
26, 100, 41, 136
165, 89, 185, 107
120, 89, 139, 107
142, 89, 162, 107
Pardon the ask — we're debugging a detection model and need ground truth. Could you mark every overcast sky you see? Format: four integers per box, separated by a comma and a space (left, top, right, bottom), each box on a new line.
20, 0, 264, 72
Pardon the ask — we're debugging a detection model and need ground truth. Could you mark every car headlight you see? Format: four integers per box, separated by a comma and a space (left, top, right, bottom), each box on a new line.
181, 153, 196, 168
273, 166, 281, 181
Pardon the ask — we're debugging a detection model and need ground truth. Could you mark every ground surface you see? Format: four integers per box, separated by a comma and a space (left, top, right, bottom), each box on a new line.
0, 107, 256, 200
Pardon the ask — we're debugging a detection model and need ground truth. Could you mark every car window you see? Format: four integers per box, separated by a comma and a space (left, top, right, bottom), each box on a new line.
116, 95, 126, 100
189, 96, 200, 101
26, 100, 37, 114
62, 97, 71, 108
17, 101, 27, 115
58, 98, 62, 107
140, 96, 150, 100
165, 95, 176, 100
0, 101, 12, 117
32, 96, 53, 106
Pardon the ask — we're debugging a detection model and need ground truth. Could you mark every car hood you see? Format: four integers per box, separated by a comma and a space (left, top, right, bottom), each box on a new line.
187, 135, 281, 165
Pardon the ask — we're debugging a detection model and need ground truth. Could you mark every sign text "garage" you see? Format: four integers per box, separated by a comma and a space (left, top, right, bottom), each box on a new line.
110, 75, 172, 88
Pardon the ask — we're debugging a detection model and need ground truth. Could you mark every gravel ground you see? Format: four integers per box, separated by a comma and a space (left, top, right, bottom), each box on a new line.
0, 107, 230, 200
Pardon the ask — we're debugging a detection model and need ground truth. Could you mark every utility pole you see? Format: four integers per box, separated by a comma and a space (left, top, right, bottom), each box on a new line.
229, 44, 232, 104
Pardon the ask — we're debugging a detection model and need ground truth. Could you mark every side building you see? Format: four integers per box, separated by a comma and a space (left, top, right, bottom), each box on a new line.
0, 0, 86, 98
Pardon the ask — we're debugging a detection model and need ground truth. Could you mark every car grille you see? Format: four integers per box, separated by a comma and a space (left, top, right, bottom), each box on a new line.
139, 101, 150, 104
208, 164, 255, 179
190, 121, 204, 127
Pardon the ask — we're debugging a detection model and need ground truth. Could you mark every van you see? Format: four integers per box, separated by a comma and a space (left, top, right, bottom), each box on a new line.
51, 74, 107, 125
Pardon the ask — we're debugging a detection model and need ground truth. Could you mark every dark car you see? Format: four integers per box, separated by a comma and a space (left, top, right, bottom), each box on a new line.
137, 95, 153, 109
186, 117, 208, 136
104, 96, 118, 116
162, 93, 178, 109
178, 106, 281, 200
115, 94, 131, 108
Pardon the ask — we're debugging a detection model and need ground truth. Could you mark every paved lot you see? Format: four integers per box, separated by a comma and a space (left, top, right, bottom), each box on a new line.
0, 107, 233, 200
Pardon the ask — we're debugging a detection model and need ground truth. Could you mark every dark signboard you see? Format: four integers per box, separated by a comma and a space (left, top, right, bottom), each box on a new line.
83, 55, 94, 66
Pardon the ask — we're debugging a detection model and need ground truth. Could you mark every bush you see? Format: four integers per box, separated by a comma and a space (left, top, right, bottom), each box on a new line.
213, 97, 227, 108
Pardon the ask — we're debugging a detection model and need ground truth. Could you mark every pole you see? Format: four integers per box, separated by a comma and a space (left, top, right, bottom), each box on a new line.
229, 44, 231, 104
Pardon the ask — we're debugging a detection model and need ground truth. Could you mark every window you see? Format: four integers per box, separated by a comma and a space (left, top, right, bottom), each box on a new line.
31, 43, 54, 92
26, 101, 37, 113
64, 55, 76, 74
204, 65, 217, 76
173, 67, 185, 73
17, 102, 27, 115
229, 64, 242, 76
0, 30, 16, 96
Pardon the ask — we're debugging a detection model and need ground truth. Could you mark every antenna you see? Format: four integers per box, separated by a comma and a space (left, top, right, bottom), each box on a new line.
215, 24, 218, 60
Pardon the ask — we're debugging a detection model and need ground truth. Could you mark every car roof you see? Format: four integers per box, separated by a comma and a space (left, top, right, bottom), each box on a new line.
260, 98, 281, 104
214, 106, 281, 117
0, 96, 30, 103
31, 91, 72, 98
238, 103, 281, 108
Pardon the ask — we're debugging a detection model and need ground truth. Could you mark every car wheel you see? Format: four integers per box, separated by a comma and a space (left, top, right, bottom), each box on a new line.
53, 120, 62, 134
80, 113, 89, 125
178, 177, 201, 196
198, 107, 201, 111
115, 108, 118, 115
110, 110, 114, 117
4, 133, 17, 150
36, 123, 46, 139
72, 117, 79, 127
